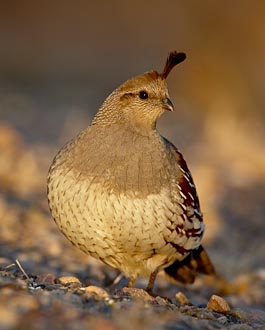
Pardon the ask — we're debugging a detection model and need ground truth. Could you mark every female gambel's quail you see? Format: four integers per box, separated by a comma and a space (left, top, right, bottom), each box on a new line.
47, 51, 215, 293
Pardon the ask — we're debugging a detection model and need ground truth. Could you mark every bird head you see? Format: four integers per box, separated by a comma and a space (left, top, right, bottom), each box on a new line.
92, 51, 186, 133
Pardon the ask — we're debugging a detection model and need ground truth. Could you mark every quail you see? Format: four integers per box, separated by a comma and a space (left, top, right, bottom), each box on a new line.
47, 51, 215, 293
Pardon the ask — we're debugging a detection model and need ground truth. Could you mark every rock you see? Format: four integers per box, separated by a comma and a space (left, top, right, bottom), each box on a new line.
36, 273, 56, 284
82, 285, 109, 299
154, 296, 169, 306
217, 316, 228, 324
118, 287, 154, 302
207, 294, 231, 313
175, 291, 191, 305
232, 308, 248, 320
57, 276, 81, 286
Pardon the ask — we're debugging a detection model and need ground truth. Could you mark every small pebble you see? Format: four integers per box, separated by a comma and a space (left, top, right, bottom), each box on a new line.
217, 316, 228, 324
36, 273, 56, 284
231, 308, 248, 320
207, 294, 231, 313
83, 285, 109, 299
154, 296, 168, 306
57, 276, 81, 286
119, 287, 154, 302
175, 291, 191, 305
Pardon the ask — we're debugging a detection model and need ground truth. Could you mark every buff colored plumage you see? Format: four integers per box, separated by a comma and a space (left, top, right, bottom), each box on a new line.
47, 52, 214, 293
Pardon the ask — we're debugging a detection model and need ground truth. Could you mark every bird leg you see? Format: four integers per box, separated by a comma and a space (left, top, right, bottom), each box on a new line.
127, 276, 136, 288
146, 268, 159, 294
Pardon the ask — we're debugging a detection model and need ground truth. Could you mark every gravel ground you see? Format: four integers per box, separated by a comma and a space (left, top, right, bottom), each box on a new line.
0, 119, 264, 330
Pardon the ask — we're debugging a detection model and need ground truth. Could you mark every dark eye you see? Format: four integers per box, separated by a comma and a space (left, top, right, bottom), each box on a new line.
139, 90, 149, 99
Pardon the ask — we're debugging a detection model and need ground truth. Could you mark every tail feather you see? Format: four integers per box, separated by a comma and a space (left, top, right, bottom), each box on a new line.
164, 245, 215, 284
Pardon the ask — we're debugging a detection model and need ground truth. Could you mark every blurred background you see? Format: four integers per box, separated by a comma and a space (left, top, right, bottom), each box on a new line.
0, 0, 264, 294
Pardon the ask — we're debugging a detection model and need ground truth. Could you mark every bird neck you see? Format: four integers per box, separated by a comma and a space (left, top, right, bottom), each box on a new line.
92, 109, 157, 137
91, 107, 122, 127
126, 119, 157, 137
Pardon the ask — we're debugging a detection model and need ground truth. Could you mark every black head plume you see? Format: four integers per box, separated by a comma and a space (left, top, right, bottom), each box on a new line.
161, 51, 186, 79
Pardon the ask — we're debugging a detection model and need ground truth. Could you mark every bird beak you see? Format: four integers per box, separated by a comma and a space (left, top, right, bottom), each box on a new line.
163, 98, 174, 111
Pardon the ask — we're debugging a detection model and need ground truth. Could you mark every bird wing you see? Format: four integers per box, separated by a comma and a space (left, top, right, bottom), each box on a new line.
162, 137, 215, 283
163, 137, 203, 230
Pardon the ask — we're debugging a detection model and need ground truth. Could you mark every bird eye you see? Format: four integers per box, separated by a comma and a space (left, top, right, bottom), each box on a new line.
139, 90, 149, 99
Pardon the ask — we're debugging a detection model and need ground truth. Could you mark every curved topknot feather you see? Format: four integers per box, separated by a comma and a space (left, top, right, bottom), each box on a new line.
161, 51, 186, 79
